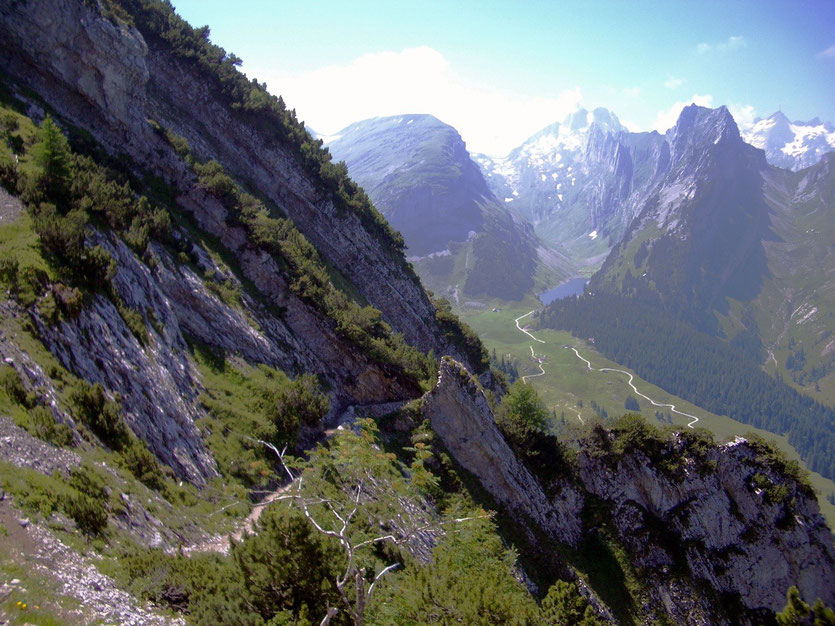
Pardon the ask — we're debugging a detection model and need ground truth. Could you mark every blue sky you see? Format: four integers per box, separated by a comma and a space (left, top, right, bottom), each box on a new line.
171, 0, 835, 155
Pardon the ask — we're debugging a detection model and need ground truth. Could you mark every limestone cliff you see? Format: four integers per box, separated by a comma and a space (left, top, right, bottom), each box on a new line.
578, 435, 835, 623
421, 358, 835, 624
422, 357, 583, 547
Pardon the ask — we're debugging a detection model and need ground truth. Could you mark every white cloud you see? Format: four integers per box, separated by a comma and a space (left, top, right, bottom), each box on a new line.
622, 86, 641, 98
696, 35, 747, 55
651, 94, 714, 132
817, 44, 835, 59
728, 103, 757, 130
664, 77, 684, 89
248, 46, 583, 156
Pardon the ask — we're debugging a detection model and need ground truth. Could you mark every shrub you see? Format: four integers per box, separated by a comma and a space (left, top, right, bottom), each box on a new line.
0, 365, 28, 406
30, 115, 73, 208
64, 491, 108, 535
120, 438, 165, 490
269, 374, 329, 443
496, 382, 574, 486
28, 406, 74, 447
53, 283, 84, 318
0, 152, 18, 192
232, 504, 342, 621
70, 382, 127, 447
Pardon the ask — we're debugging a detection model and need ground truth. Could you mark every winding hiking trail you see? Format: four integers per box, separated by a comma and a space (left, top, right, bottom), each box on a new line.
186, 400, 406, 555
513, 310, 701, 429
567, 347, 700, 429
515, 312, 547, 384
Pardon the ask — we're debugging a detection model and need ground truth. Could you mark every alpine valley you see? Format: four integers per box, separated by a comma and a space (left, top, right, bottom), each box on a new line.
0, 1, 833, 625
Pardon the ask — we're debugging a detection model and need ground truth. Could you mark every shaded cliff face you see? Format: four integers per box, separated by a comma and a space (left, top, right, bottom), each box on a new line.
326, 115, 488, 257
0, 0, 455, 359
420, 359, 835, 624
579, 435, 835, 622
422, 358, 583, 547
591, 105, 773, 324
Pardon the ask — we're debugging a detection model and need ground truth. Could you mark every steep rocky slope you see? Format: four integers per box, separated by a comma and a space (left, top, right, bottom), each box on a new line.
423, 362, 835, 624
0, 0, 513, 484
0, 2, 832, 624
0, 0, 458, 357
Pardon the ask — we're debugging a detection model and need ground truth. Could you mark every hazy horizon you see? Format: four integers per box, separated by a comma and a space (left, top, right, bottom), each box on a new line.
170, 0, 835, 155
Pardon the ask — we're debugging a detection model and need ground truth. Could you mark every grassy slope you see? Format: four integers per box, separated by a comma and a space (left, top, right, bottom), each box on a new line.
459, 302, 835, 529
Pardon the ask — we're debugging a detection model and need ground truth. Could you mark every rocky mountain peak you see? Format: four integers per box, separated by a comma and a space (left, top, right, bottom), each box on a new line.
741, 110, 835, 171
668, 104, 741, 162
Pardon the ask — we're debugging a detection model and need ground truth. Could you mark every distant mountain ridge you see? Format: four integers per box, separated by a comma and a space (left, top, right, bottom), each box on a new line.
741, 111, 835, 171
325, 115, 488, 257
476, 107, 671, 266
327, 114, 574, 301
590, 104, 835, 400
476, 106, 835, 268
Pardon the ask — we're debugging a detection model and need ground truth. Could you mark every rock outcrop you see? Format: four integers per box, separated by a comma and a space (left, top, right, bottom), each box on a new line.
578, 435, 835, 623
421, 358, 835, 623
422, 357, 583, 547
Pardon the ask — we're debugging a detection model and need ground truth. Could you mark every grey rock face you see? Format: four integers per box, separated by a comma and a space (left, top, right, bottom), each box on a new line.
0, 0, 461, 363
30, 227, 420, 483
579, 436, 835, 620
422, 358, 583, 547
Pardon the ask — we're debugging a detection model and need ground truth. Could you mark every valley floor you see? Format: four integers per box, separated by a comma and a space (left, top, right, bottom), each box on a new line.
458, 300, 835, 530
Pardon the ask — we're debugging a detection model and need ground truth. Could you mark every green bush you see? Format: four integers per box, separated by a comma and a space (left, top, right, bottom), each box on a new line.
269, 374, 329, 442
27, 405, 74, 447
64, 491, 108, 535
541, 580, 605, 625
120, 438, 165, 491
30, 115, 73, 208
70, 382, 126, 446
434, 298, 489, 374
232, 504, 342, 621
0, 152, 18, 192
746, 434, 814, 497
194, 159, 237, 204
496, 382, 574, 486
0, 365, 28, 406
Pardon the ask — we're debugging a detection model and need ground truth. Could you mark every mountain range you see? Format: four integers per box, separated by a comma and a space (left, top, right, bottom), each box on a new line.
325, 114, 574, 301
741, 111, 835, 172
0, 1, 833, 624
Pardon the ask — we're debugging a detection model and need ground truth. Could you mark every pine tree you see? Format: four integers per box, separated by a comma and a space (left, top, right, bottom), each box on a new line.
31, 115, 73, 208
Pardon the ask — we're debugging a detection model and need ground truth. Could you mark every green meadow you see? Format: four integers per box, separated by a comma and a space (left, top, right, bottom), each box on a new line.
459, 300, 835, 529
